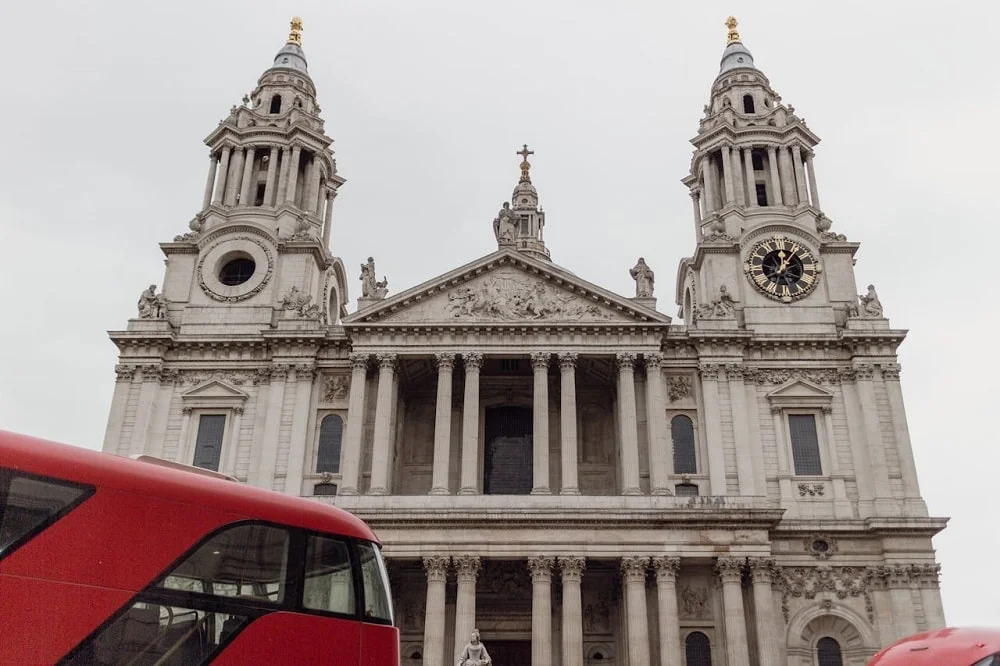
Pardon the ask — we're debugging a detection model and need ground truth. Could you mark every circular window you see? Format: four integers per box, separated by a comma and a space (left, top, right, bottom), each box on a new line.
219, 257, 256, 285
812, 539, 830, 553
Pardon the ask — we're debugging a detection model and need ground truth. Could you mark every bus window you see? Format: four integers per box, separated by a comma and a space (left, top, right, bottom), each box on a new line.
159, 523, 289, 603
303, 535, 355, 615
0, 468, 91, 559
356, 541, 394, 624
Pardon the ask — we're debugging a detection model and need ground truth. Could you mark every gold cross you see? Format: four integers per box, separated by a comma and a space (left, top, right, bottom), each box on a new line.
517, 144, 534, 182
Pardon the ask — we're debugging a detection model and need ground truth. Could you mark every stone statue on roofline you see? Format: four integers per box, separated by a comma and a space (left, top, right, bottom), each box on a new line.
457, 628, 492, 666
137, 284, 166, 319
630, 257, 655, 298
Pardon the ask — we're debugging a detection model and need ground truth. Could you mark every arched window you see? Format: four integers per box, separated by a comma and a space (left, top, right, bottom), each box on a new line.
316, 415, 344, 473
685, 631, 712, 666
743, 94, 756, 114
269, 94, 282, 114
816, 637, 843, 666
671, 415, 697, 474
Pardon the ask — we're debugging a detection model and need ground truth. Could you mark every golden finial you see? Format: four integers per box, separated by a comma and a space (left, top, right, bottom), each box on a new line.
288, 16, 304, 46
726, 16, 741, 44
517, 144, 534, 183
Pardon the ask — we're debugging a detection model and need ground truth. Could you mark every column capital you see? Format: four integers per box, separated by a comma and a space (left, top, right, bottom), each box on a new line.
558, 352, 578, 369
852, 363, 876, 380
348, 352, 369, 370
530, 352, 551, 370
881, 363, 902, 380
558, 556, 586, 582
293, 363, 316, 381
615, 352, 636, 370
644, 352, 664, 369
376, 353, 397, 370
714, 556, 745, 584
699, 362, 722, 380
746, 557, 778, 584
423, 556, 451, 583
463, 352, 484, 370
652, 556, 681, 582
528, 556, 556, 582
453, 555, 481, 582
620, 556, 650, 583
434, 352, 456, 371
723, 363, 746, 380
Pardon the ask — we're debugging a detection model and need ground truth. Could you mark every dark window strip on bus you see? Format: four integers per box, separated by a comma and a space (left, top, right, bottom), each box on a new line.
0, 467, 94, 562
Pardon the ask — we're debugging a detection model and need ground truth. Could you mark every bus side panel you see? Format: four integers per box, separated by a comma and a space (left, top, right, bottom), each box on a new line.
0, 575, 131, 664
360, 622, 400, 666
0, 486, 237, 592
213, 612, 362, 665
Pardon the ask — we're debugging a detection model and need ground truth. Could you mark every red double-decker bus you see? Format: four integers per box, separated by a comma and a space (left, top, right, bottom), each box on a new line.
0, 429, 399, 665
869, 627, 1000, 665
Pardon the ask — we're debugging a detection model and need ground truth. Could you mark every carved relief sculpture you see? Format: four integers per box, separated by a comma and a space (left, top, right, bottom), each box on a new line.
323, 375, 349, 402
851, 283, 884, 318
679, 584, 711, 619
629, 257, 655, 297
667, 375, 693, 401
444, 276, 611, 321
695, 284, 737, 320
279, 285, 321, 318
137, 284, 167, 319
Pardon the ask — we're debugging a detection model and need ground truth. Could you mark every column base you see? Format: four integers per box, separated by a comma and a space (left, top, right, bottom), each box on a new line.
458, 487, 479, 495
622, 487, 643, 496
367, 488, 387, 496
428, 487, 451, 496
560, 487, 581, 495
651, 488, 673, 496
337, 488, 359, 496
530, 487, 552, 495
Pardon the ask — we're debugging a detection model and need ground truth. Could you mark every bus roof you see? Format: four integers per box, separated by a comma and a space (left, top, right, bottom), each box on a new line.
870, 627, 1000, 665
0, 429, 378, 544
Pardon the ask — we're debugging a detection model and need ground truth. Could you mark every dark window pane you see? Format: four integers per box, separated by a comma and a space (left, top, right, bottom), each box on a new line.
357, 542, 393, 624
817, 637, 843, 666
64, 601, 249, 666
313, 483, 338, 496
193, 415, 226, 472
219, 258, 255, 286
742, 94, 755, 113
303, 536, 355, 615
484, 407, 533, 495
789, 414, 822, 475
0, 470, 89, 558
675, 483, 699, 496
685, 631, 712, 666
671, 415, 697, 474
159, 524, 288, 603
316, 415, 344, 473
755, 182, 768, 206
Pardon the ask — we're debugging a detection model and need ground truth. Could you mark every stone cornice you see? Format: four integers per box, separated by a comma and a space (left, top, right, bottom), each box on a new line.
773, 517, 949, 538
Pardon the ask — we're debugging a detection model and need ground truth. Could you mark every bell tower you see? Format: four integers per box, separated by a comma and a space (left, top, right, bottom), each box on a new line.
159, 17, 350, 335
492, 145, 550, 261
676, 17, 869, 335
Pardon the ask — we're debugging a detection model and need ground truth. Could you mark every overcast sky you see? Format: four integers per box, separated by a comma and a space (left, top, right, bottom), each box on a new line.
1, 0, 997, 631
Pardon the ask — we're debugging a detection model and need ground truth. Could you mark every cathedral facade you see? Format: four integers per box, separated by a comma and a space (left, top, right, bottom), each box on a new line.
103, 17, 946, 666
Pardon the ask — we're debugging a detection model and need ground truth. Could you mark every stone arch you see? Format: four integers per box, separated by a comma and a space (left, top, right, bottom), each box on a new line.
400, 641, 423, 665
786, 604, 878, 665
585, 642, 615, 663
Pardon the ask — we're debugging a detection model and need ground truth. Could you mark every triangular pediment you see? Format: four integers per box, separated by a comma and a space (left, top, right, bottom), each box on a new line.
766, 379, 833, 400
345, 250, 671, 326
181, 380, 249, 401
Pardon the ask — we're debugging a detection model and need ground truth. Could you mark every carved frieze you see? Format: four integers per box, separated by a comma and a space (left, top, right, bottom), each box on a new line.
443, 274, 614, 322
797, 482, 825, 497
181, 370, 252, 386
679, 584, 711, 620
778, 566, 875, 623
743, 368, 844, 386
667, 375, 693, 401
323, 374, 349, 402
583, 598, 611, 633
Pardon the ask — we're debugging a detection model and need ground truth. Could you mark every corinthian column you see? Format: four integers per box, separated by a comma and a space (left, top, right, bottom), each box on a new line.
202, 152, 218, 209
422, 556, 450, 666
621, 557, 651, 666
367, 354, 397, 495
212, 145, 232, 204
238, 145, 257, 206
766, 145, 783, 206
743, 147, 758, 207
558, 353, 580, 495
453, 556, 481, 662
459, 353, 483, 495
715, 557, 750, 666
748, 558, 780, 666
721, 144, 735, 204
559, 557, 586, 666
616, 353, 642, 495
699, 363, 727, 495
644, 353, 669, 494
285, 143, 302, 204
529, 557, 555, 666
805, 151, 821, 209
652, 557, 681, 666
262, 145, 279, 206
792, 144, 809, 205
531, 353, 551, 494
430, 353, 455, 495
337, 353, 369, 495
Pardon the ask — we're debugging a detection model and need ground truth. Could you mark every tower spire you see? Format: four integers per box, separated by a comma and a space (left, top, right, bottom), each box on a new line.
287, 16, 304, 46
490, 145, 549, 260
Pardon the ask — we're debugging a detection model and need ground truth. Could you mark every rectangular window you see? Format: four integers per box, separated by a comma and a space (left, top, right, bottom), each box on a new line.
357, 542, 394, 624
675, 483, 699, 496
755, 182, 768, 206
0, 469, 91, 560
751, 152, 764, 171
303, 535, 355, 616
193, 414, 227, 472
789, 414, 823, 476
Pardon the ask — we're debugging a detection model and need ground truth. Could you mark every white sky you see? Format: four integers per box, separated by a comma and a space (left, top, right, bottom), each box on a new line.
1, 0, 998, 630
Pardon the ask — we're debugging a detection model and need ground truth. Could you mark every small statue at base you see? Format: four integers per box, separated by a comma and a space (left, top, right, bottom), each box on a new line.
457, 629, 492, 666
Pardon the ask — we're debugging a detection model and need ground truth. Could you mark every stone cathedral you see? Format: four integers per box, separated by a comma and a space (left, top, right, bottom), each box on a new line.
103, 17, 947, 666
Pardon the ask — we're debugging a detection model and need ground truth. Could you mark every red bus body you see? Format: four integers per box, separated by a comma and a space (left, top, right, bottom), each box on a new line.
0, 430, 399, 665
869, 627, 1000, 665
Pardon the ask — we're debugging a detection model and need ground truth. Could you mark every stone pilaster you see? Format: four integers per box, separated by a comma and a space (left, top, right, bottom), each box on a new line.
778, 145, 798, 205
256, 364, 289, 487
645, 354, 670, 495
453, 556, 481, 663
851, 364, 894, 513
528, 556, 555, 666
616, 353, 642, 495
459, 353, 483, 495
338, 353, 368, 495
621, 556, 651, 666
879, 564, 918, 641
531, 353, 552, 494
748, 558, 780, 666
368, 353, 397, 495
422, 556, 450, 666
263, 145, 279, 206
730, 143, 746, 206
725, 364, 755, 495
430, 353, 455, 495
652, 556, 681, 666
805, 151, 821, 209
699, 363, 727, 495
103, 365, 135, 454
791, 144, 809, 205
276, 145, 290, 202
743, 146, 757, 207
224, 146, 243, 205
766, 145, 783, 206
715, 557, 750, 666
285, 143, 302, 204
701, 157, 717, 213
284, 364, 315, 495
559, 557, 586, 666
882, 363, 928, 515
721, 144, 735, 204
558, 353, 580, 495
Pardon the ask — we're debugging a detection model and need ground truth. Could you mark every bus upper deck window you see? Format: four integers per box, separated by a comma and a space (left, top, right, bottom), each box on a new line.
303, 535, 355, 616
0, 468, 92, 560
356, 541, 394, 625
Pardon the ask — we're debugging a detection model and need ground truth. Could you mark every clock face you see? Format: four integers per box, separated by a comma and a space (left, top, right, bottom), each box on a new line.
744, 236, 820, 302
